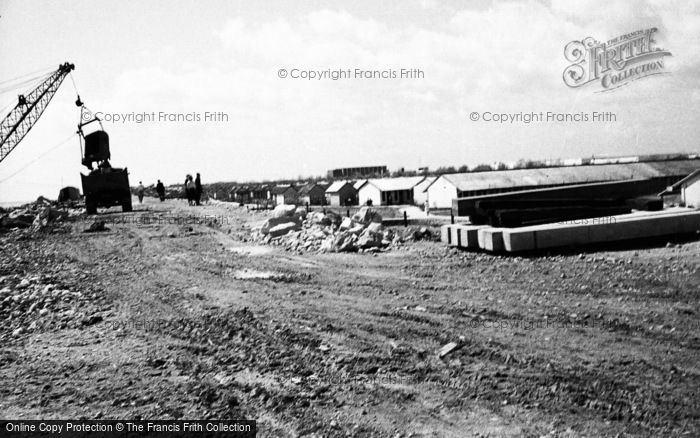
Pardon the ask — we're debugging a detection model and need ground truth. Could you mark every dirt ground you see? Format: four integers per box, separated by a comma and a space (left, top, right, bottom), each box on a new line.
1, 197, 699, 437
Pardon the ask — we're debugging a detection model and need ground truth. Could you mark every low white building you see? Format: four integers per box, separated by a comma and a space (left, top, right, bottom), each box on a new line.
413, 176, 435, 207
271, 185, 298, 205
685, 172, 700, 207
358, 176, 425, 206
660, 169, 700, 208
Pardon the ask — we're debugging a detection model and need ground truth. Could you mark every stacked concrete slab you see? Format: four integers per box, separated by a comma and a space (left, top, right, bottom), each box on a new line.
441, 208, 700, 253
441, 224, 491, 249
501, 208, 700, 252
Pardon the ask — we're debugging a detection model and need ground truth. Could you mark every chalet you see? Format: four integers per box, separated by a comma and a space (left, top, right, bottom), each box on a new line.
271, 185, 298, 205
298, 183, 327, 206
357, 176, 426, 206
325, 181, 357, 206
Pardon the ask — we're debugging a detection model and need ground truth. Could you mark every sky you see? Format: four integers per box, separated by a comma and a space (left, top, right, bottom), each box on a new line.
0, 0, 699, 203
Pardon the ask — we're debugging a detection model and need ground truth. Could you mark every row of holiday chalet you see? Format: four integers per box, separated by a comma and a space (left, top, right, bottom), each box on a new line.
228, 158, 700, 209
229, 177, 437, 207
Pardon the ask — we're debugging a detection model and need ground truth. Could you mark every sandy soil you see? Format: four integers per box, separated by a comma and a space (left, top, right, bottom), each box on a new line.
1, 197, 698, 437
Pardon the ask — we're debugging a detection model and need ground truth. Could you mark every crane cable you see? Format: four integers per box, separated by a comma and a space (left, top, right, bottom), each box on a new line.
0, 65, 54, 86
0, 133, 77, 184
0, 71, 54, 117
0, 71, 53, 96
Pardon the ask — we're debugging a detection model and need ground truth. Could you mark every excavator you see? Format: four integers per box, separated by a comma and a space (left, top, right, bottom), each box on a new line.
0, 62, 131, 213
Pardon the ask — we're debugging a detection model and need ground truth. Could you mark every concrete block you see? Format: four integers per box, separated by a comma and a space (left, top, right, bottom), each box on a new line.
441, 224, 452, 244
503, 230, 536, 252
457, 225, 490, 249
449, 225, 461, 246
535, 224, 591, 249
478, 227, 504, 252
501, 209, 700, 252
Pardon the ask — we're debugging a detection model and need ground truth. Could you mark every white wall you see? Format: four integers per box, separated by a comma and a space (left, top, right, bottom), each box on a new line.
426, 177, 458, 209
413, 180, 432, 206
358, 184, 381, 206
683, 180, 700, 208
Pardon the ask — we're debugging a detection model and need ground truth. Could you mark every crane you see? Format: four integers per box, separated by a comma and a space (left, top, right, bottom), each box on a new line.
0, 62, 77, 164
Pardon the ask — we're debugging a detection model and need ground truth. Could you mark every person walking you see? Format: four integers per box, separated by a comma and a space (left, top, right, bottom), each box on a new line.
136, 181, 145, 204
156, 180, 165, 202
185, 175, 196, 206
194, 173, 202, 206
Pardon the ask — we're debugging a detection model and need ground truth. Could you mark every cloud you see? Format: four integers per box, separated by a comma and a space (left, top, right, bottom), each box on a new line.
104, 4, 699, 181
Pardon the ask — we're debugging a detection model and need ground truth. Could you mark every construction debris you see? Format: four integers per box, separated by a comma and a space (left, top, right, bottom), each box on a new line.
84, 220, 108, 233
253, 206, 433, 253
0, 197, 80, 232
438, 341, 461, 358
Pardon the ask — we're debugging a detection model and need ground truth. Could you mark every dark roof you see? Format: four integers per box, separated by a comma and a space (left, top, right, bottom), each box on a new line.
428, 159, 700, 192
326, 181, 355, 193
271, 185, 296, 195
298, 183, 326, 195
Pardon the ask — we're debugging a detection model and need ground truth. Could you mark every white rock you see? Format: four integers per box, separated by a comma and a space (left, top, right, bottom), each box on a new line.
271, 204, 297, 218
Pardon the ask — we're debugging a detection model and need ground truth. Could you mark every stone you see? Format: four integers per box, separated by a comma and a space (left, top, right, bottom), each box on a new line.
357, 232, 381, 249
348, 225, 365, 235
260, 216, 301, 235
321, 212, 341, 227
268, 222, 301, 238
438, 342, 461, 358
308, 211, 325, 224
271, 204, 297, 218
366, 222, 384, 234
294, 206, 307, 220
339, 217, 354, 230
85, 221, 108, 233
352, 207, 382, 224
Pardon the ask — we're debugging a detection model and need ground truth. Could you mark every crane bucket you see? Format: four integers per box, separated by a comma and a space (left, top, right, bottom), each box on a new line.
81, 130, 110, 167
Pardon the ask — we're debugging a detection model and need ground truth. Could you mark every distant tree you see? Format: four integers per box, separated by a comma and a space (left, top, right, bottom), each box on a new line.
515, 159, 546, 169
434, 166, 457, 174
457, 164, 469, 173
495, 162, 508, 171
471, 164, 494, 172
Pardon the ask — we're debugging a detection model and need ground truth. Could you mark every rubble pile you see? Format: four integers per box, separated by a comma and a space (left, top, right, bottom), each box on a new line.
0, 274, 99, 340
0, 196, 81, 232
253, 205, 432, 253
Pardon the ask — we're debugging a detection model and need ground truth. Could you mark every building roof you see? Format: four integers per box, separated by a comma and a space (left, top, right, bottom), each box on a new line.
363, 176, 426, 192
326, 181, 354, 193
413, 176, 436, 193
298, 183, 327, 195
429, 160, 700, 192
353, 179, 368, 190
271, 185, 296, 195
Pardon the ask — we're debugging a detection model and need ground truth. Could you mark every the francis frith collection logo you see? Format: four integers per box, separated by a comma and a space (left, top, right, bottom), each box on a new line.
563, 27, 671, 92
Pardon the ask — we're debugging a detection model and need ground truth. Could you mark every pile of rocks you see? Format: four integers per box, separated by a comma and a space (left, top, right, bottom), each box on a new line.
254, 205, 432, 253
0, 274, 93, 339
0, 196, 80, 232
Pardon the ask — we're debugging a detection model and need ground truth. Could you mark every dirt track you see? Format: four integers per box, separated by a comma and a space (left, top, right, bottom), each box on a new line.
1, 197, 699, 437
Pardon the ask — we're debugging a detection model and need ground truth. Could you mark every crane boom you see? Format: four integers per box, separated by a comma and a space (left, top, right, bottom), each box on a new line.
0, 62, 75, 164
